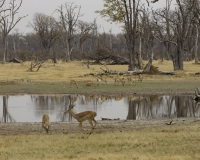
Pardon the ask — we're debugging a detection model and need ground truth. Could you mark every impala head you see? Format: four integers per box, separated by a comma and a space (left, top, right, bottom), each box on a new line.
64, 104, 76, 114
43, 124, 51, 133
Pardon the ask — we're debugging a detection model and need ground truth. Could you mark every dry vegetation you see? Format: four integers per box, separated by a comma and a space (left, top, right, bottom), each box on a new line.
0, 59, 200, 83
1, 60, 200, 160
0, 123, 200, 160
0, 59, 200, 95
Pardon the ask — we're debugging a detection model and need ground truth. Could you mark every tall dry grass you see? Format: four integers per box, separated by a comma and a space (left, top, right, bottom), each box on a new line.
0, 125, 199, 160
0, 60, 199, 83
0, 60, 200, 94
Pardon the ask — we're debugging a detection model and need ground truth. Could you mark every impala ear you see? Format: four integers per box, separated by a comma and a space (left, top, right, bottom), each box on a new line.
65, 104, 76, 113
69, 104, 76, 109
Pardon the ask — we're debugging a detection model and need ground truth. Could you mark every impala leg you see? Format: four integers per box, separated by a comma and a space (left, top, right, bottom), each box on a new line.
88, 119, 94, 130
89, 119, 94, 129
93, 119, 97, 128
79, 122, 86, 132
79, 122, 82, 129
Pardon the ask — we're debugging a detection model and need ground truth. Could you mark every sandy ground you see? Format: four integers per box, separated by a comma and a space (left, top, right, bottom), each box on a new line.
1, 117, 200, 135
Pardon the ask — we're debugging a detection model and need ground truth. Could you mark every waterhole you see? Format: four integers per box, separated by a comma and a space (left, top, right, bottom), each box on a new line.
0, 94, 199, 122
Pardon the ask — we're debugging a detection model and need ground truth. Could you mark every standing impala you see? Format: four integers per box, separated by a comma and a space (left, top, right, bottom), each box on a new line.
64, 104, 97, 132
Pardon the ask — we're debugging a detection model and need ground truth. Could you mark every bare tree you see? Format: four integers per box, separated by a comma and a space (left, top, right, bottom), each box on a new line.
29, 13, 60, 63
0, 0, 27, 64
56, 2, 82, 62
77, 20, 95, 59
139, 7, 155, 71
171, 0, 195, 70
153, 0, 196, 70
96, 0, 160, 71
191, 0, 200, 63
152, 0, 173, 61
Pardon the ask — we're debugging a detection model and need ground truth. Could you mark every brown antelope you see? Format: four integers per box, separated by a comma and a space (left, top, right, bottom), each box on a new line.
127, 75, 136, 86
70, 80, 78, 88
96, 76, 107, 86
101, 76, 107, 84
64, 104, 97, 132
96, 77, 102, 86
114, 77, 125, 86
84, 80, 94, 87
42, 114, 51, 134
138, 74, 143, 82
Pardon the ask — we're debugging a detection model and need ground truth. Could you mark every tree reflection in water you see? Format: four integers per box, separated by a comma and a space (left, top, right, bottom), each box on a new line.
1, 96, 15, 122
30, 94, 200, 121
1, 94, 200, 122
127, 95, 200, 120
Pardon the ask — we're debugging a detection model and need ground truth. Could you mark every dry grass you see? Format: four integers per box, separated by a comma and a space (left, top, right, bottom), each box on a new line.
0, 59, 200, 94
0, 125, 200, 160
0, 60, 133, 83
0, 60, 199, 83
1, 60, 200, 159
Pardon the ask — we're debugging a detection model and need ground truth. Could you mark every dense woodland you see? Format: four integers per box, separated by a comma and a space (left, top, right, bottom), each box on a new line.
0, 0, 200, 71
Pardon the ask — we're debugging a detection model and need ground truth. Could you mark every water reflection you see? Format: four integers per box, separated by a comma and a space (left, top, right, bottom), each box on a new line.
0, 94, 199, 123
2, 96, 16, 123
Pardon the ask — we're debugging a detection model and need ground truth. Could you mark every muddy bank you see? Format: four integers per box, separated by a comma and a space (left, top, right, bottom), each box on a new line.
1, 117, 200, 135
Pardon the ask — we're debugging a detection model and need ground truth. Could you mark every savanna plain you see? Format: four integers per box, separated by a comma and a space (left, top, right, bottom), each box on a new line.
0, 60, 200, 160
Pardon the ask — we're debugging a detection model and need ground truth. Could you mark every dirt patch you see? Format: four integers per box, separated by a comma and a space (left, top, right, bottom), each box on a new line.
1, 117, 200, 135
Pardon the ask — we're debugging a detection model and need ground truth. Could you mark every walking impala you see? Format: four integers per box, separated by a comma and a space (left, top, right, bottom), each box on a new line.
127, 75, 136, 85
64, 104, 97, 132
70, 80, 78, 88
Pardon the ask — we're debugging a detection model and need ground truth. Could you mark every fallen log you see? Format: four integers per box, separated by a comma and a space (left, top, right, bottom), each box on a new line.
101, 118, 120, 120
195, 72, 200, 75
85, 69, 175, 77
127, 70, 144, 75
158, 71, 175, 75
165, 120, 176, 125
9, 58, 22, 63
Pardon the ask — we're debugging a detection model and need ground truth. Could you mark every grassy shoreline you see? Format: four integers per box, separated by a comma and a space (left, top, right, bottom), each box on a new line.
0, 79, 198, 95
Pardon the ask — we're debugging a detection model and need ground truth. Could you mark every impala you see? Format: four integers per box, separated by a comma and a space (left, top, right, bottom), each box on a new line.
138, 74, 143, 82
100, 76, 107, 84
97, 76, 107, 86
42, 114, 51, 134
114, 77, 125, 86
127, 75, 136, 85
96, 77, 102, 86
64, 104, 97, 132
84, 80, 94, 87
70, 80, 78, 88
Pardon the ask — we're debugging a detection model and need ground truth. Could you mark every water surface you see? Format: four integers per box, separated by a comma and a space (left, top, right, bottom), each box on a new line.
0, 94, 199, 122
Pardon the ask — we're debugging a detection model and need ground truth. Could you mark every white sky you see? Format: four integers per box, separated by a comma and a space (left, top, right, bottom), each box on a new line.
12, 0, 176, 35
